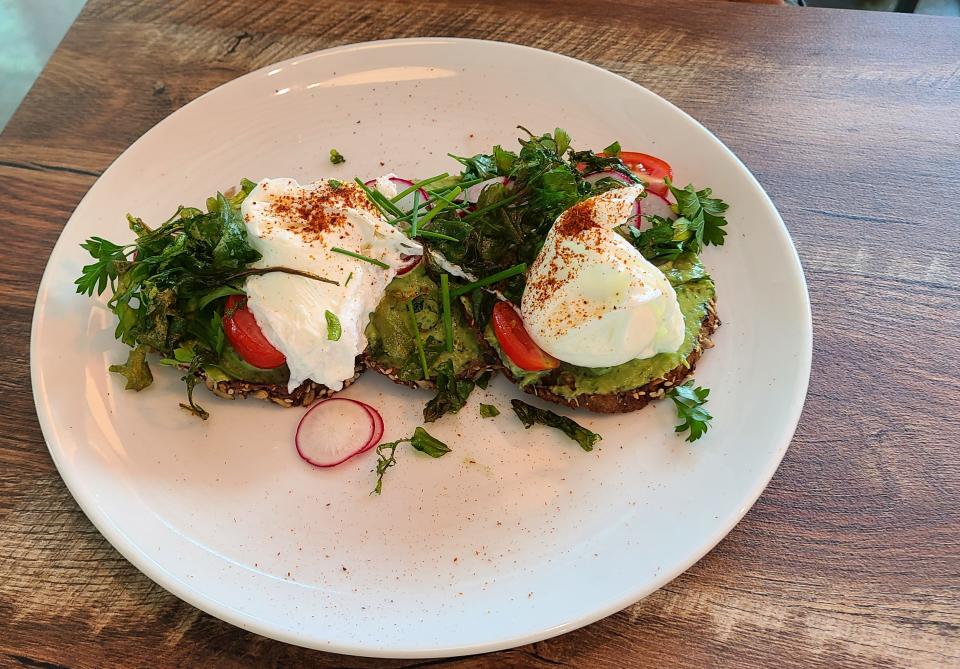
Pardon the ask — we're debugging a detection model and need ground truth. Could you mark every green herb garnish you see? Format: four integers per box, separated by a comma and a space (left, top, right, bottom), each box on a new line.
325, 310, 342, 341
440, 274, 453, 353
475, 371, 492, 389
603, 140, 621, 156
411, 426, 451, 457
389, 173, 450, 204
329, 148, 346, 164
619, 182, 728, 264
421, 127, 654, 302
76, 237, 128, 297
667, 381, 713, 442
74, 181, 324, 417
510, 399, 601, 451
414, 230, 459, 242
177, 353, 210, 420
219, 266, 337, 286
479, 403, 499, 418
410, 190, 421, 237
450, 263, 527, 298
423, 360, 474, 423
372, 426, 450, 495
108, 345, 153, 390
331, 247, 390, 269
344, 271, 353, 287
414, 186, 462, 228
354, 178, 405, 219
405, 300, 430, 379
667, 179, 729, 250
621, 216, 685, 263
460, 190, 524, 222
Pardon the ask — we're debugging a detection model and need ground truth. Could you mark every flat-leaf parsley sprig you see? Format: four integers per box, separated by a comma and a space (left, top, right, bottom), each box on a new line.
667, 381, 713, 442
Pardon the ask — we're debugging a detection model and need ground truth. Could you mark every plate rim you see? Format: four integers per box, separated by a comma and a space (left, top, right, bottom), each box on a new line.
30, 36, 812, 658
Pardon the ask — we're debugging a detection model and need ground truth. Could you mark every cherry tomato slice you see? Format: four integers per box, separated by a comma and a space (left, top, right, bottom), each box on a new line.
223, 295, 286, 369
491, 301, 560, 372
614, 151, 673, 197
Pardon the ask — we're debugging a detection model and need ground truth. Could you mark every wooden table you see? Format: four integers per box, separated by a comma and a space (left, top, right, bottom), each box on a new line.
2, 1, 958, 666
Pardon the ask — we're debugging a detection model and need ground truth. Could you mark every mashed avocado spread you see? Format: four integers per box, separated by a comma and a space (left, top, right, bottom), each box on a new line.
365, 263, 485, 381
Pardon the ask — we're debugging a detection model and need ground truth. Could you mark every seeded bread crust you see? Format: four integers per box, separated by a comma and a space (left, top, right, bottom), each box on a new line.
198, 360, 364, 408
361, 351, 498, 390
503, 300, 720, 414
192, 300, 717, 412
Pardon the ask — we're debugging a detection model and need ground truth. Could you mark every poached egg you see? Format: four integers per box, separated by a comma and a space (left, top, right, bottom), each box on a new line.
241, 178, 421, 392
520, 186, 684, 368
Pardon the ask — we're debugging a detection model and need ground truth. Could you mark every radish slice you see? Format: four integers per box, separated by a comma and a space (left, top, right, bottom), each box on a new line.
395, 254, 422, 276
640, 192, 675, 222
364, 402, 384, 447
365, 176, 429, 215
462, 176, 510, 204
582, 171, 652, 225
582, 170, 634, 188
295, 398, 382, 468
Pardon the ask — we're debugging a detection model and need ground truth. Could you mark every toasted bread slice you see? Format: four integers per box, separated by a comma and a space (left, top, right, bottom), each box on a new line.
362, 352, 495, 390
199, 360, 364, 408
502, 301, 719, 414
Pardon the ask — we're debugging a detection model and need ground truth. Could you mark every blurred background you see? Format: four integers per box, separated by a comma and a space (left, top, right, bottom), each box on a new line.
0, 0, 957, 132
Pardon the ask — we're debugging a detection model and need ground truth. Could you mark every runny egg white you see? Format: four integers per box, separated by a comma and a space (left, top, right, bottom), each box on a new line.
520, 186, 684, 368
241, 178, 421, 392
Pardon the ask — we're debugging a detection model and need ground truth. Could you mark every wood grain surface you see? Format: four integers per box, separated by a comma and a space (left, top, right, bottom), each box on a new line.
2, 0, 959, 666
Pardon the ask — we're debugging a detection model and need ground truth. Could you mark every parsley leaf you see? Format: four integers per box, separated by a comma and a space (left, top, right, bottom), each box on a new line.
602, 140, 621, 156
108, 345, 153, 390
479, 403, 500, 418
448, 152, 498, 180
510, 399, 601, 451
423, 360, 475, 422
410, 426, 451, 457
666, 179, 729, 251
329, 148, 346, 164
622, 216, 686, 263
372, 426, 450, 495
620, 181, 730, 263
212, 193, 260, 269
667, 381, 713, 442
75, 236, 130, 296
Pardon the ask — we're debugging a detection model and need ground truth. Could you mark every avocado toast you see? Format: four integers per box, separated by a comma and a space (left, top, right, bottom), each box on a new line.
414, 131, 728, 431
488, 254, 720, 413
77, 127, 728, 448
363, 261, 496, 389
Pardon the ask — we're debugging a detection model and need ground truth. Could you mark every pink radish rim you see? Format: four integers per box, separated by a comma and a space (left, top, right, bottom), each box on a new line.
395, 254, 422, 276
295, 398, 385, 468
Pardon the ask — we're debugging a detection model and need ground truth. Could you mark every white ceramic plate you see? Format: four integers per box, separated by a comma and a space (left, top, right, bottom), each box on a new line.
31, 38, 811, 658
